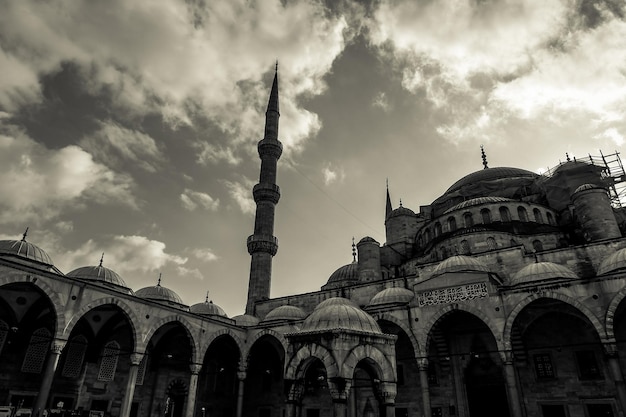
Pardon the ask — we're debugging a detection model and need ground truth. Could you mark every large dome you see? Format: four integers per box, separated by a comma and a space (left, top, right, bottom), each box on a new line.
67, 261, 129, 291
136, 281, 185, 306
0, 235, 53, 266
509, 262, 578, 286
300, 297, 381, 334
445, 167, 539, 196
444, 197, 514, 214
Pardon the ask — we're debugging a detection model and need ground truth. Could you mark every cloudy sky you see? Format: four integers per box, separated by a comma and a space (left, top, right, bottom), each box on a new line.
1, 0, 625, 316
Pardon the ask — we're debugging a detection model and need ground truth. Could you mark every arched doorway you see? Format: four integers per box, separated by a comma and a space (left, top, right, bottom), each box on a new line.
197, 335, 240, 417
164, 380, 187, 417
351, 360, 381, 417
427, 310, 508, 417
243, 335, 285, 416
300, 358, 332, 416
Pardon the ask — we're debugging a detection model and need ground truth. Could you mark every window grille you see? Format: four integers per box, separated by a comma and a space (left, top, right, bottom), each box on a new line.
97, 341, 120, 381
533, 354, 555, 379
487, 237, 497, 250
21, 328, 51, 373
136, 354, 148, 385
62, 335, 87, 378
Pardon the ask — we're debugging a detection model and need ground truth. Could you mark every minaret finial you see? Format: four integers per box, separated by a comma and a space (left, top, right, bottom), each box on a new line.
205, 291, 209, 303
399, 198, 403, 208
99, 253, 104, 267
157, 273, 162, 286
566, 152, 571, 162
352, 237, 356, 262
275, 60, 278, 72
481, 145, 489, 169
21, 227, 29, 241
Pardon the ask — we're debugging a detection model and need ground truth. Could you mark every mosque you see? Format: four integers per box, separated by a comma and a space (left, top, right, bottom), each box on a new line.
3, 68, 626, 417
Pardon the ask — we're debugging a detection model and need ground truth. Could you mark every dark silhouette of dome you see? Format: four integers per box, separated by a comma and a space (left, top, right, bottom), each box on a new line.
325, 262, 358, 288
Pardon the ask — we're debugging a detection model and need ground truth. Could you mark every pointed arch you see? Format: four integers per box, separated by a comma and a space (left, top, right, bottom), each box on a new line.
503, 292, 606, 347
201, 328, 245, 362
244, 329, 288, 366
141, 315, 198, 363
421, 303, 503, 354
604, 287, 626, 341
0, 274, 66, 338
375, 313, 420, 359
285, 343, 339, 380
63, 297, 140, 353
341, 345, 395, 382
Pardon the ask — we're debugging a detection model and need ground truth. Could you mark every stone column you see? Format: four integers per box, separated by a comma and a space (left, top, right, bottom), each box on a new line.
286, 380, 304, 417
236, 366, 247, 417
120, 353, 143, 417
33, 339, 65, 417
376, 381, 397, 417
501, 351, 523, 417
329, 377, 351, 417
418, 359, 431, 417
185, 364, 202, 417
605, 343, 626, 415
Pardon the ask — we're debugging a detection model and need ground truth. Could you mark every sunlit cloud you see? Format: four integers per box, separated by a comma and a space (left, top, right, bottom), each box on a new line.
222, 177, 256, 215
180, 189, 220, 211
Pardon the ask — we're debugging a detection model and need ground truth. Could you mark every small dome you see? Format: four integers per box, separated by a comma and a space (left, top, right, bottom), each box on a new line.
431, 255, 490, 277
368, 287, 414, 307
325, 263, 358, 287
136, 283, 185, 306
301, 299, 381, 334
262, 305, 306, 322
190, 300, 227, 317
388, 206, 415, 219
67, 265, 128, 289
232, 314, 260, 326
574, 183, 603, 194
509, 262, 578, 286
0, 237, 53, 266
598, 248, 626, 275
444, 197, 513, 214
358, 236, 379, 245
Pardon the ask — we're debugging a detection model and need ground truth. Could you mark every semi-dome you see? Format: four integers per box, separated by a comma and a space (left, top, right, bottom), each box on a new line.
232, 314, 261, 326
445, 167, 539, 196
0, 233, 53, 266
509, 262, 578, 286
597, 248, 626, 275
367, 287, 414, 307
444, 197, 513, 214
262, 305, 306, 322
300, 298, 381, 334
431, 255, 490, 277
324, 262, 358, 288
67, 259, 128, 290
136, 280, 185, 306
190, 299, 227, 317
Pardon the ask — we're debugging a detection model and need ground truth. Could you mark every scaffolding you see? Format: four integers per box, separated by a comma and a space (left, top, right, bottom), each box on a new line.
542, 151, 626, 207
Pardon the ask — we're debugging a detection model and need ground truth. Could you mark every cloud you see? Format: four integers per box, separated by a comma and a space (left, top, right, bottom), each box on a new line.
191, 248, 219, 262
196, 142, 241, 166
222, 177, 256, 215
0, 122, 137, 224
180, 188, 219, 211
595, 128, 625, 147
372, 92, 390, 111
322, 164, 346, 185
80, 122, 166, 173
0, 0, 351, 154
175, 265, 204, 281
60, 234, 187, 276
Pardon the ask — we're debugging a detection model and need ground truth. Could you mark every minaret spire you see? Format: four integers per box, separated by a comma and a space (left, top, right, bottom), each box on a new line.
481, 145, 489, 169
245, 64, 283, 315
385, 179, 393, 219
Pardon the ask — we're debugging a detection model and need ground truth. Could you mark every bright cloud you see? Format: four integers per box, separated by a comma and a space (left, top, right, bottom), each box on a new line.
372, 92, 390, 111
222, 178, 256, 215
322, 164, 346, 185
180, 189, 220, 211
191, 248, 219, 262
0, 123, 137, 224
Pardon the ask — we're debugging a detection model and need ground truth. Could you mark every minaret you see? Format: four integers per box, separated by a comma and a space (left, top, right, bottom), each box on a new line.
245, 64, 282, 315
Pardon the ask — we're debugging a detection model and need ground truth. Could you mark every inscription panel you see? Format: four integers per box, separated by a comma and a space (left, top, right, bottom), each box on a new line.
416, 282, 488, 307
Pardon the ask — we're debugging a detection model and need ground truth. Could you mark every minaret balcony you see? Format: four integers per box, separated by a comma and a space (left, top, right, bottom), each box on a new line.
253, 183, 281, 204
247, 234, 279, 256
258, 138, 283, 159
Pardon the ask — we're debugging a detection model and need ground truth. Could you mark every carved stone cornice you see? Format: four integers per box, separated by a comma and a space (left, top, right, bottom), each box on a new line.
258, 139, 283, 160
247, 234, 278, 256
253, 183, 281, 204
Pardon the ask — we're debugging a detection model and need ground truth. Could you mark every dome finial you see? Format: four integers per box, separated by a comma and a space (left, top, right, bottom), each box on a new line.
99, 253, 104, 267
481, 145, 489, 169
157, 273, 162, 286
566, 152, 571, 162
21, 227, 29, 242
352, 237, 356, 263
399, 198, 403, 208
275, 60, 278, 73
205, 291, 209, 303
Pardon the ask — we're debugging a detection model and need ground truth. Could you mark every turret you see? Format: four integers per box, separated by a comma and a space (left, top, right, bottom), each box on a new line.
572, 184, 621, 241
245, 65, 282, 315
357, 237, 382, 282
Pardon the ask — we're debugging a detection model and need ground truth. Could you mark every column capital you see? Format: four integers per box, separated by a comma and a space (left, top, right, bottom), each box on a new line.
417, 358, 429, 371
130, 353, 144, 366
190, 363, 202, 375
328, 377, 352, 402
51, 339, 66, 354
603, 342, 619, 358
376, 382, 397, 405
500, 350, 515, 364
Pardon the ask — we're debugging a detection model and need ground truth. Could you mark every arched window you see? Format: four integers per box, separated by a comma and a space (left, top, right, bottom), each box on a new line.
434, 222, 442, 237
464, 212, 474, 228
499, 207, 511, 222
417, 234, 423, 247
62, 335, 88, 378
517, 206, 528, 222
532, 240, 544, 252
481, 208, 492, 224
460, 240, 470, 255
425, 229, 431, 242
487, 237, 497, 250
440, 247, 448, 259
98, 341, 120, 381
533, 208, 544, 223
0, 320, 8, 356
21, 328, 51, 374
546, 212, 555, 225
447, 217, 457, 232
